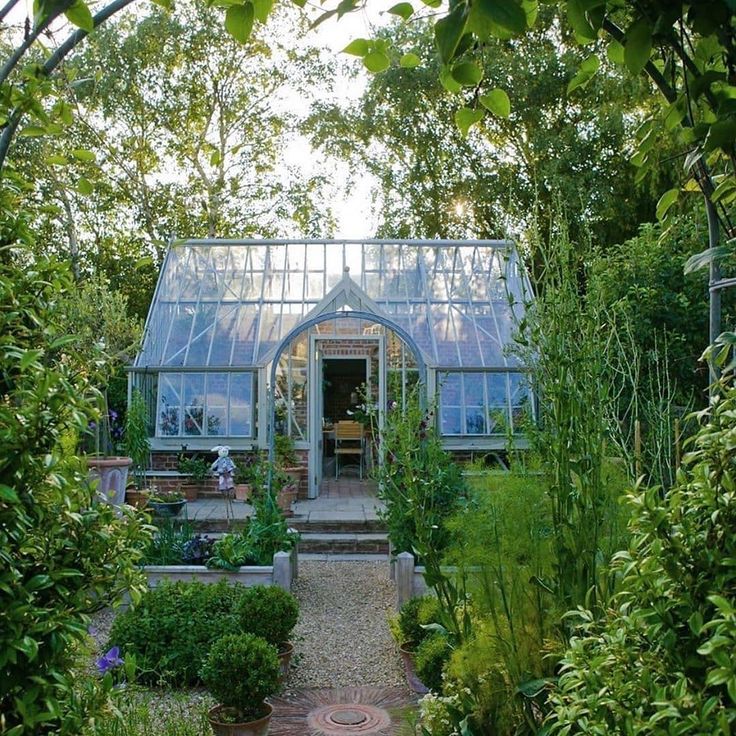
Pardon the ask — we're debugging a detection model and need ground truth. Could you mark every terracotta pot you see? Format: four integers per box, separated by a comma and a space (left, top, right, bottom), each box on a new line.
208, 702, 272, 736
276, 483, 297, 517
399, 642, 429, 694
124, 489, 149, 509
277, 641, 293, 683
234, 483, 251, 502
181, 483, 199, 502
88, 456, 132, 507
281, 466, 304, 487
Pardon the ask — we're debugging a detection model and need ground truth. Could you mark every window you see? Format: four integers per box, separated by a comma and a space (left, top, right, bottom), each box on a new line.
156, 372, 254, 437
439, 371, 532, 436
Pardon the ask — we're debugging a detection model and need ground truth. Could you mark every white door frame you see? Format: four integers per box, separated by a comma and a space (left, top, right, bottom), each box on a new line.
308, 334, 384, 498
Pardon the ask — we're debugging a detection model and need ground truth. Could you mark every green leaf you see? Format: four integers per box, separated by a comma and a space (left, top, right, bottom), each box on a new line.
452, 61, 483, 86
624, 17, 652, 75
476, 0, 527, 35
567, 54, 599, 93
71, 148, 96, 163
76, 177, 93, 196
225, 3, 254, 45
479, 88, 510, 117
434, 3, 469, 63
684, 245, 732, 274
440, 66, 462, 93
420, 0, 441, 8
607, 39, 624, 64
252, 0, 273, 22
399, 53, 421, 68
44, 155, 68, 166
566, 0, 598, 42
210, 150, 222, 166
712, 177, 736, 204
19, 349, 42, 370
363, 51, 390, 73
655, 188, 679, 221
65, 0, 94, 32
0, 484, 19, 503
455, 106, 484, 137
387, 2, 413, 19
343, 38, 370, 56
704, 120, 736, 153
19, 125, 46, 138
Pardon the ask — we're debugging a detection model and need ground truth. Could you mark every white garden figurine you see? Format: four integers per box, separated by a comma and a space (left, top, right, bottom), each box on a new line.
210, 445, 236, 495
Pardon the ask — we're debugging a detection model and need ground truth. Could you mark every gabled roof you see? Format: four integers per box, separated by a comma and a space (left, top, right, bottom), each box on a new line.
134, 239, 530, 370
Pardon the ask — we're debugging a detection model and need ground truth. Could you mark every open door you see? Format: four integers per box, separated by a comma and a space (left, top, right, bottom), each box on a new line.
308, 341, 323, 499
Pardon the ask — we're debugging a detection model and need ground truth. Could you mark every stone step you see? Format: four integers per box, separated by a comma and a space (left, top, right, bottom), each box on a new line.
297, 532, 390, 555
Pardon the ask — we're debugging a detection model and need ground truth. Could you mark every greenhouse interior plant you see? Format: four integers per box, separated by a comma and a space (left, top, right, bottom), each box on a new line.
200, 632, 281, 736
124, 388, 151, 508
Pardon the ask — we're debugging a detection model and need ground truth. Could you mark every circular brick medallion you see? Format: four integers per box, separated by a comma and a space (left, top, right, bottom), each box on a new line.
307, 703, 391, 734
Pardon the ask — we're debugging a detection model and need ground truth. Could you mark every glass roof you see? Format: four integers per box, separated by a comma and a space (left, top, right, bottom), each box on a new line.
135, 239, 530, 369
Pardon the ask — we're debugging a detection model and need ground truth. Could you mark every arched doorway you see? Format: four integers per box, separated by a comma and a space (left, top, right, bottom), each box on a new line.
268, 309, 427, 498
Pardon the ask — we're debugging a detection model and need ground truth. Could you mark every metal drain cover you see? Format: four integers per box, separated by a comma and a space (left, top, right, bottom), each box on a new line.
308, 703, 391, 734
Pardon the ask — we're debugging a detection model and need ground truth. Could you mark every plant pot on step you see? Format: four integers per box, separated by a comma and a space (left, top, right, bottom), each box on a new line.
281, 465, 304, 488
149, 499, 186, 517
277, 642, 294, 683
276, 482, 298, 517
180, 482, 199, 502
399, 642, 429, 694
124, 488, 149, 509
207, 703, 273, 736
88, 456, 132, 507
234, 483, 251, 502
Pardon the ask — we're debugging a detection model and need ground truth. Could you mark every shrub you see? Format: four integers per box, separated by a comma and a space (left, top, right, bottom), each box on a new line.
200, 633, 280, 721
546, 374, 736, 734
107, 580, 245, 685
235, 585, 299, 645
0, 258, 151, 734
415, 633, 451, 693
398, 595, 441, 648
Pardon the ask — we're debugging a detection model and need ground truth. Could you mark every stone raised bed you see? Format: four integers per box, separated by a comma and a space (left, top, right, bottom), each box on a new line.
394, 551, 470, 609
143, 547, 298, 593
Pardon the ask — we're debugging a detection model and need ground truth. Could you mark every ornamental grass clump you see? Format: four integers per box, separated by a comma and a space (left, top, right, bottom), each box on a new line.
235, 585, 299, 646
200, 633, 280, 723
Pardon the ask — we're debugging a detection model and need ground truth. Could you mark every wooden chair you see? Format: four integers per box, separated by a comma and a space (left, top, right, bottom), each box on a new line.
334, 420, 364, 479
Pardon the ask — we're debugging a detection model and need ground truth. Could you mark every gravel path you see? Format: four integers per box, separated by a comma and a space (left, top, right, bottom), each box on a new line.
287, 560, 407, 690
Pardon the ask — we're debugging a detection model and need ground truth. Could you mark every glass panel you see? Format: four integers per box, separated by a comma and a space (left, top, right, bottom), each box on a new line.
184, 304, 217, 366
157, 373, 181, 436
440, 372, 462, 435
183, 373, 205, 436
509, 372, 533, 432
230, 373, 253, 436
464, 372, 485, 434
487, 373, 509, 434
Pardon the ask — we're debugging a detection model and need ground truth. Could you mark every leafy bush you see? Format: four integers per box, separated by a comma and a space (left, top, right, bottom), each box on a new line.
0, 258, 151, 734
200, 633, 280, 721
414, 633, 451, 693
547, 376, 736, 734
398, 595, 442, 648
142, 520, 213, 566
107, 580, 245, 685
124, 388, 150, 490
235, 585, 299, 645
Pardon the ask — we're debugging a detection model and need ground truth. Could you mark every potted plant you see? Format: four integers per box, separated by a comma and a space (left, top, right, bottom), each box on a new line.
200, 632, 281, 736
233, 457, 255, 502
177, 450, 210, 501
124, 388, 151, 507
235, 585, 299, 682
274, 434, 304, 490
148, 488, 186, 518
392, 595, 442, 694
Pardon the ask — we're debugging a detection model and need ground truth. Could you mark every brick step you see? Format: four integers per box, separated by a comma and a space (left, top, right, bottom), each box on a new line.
187, 517, 387, 535
297, 532, 390, 555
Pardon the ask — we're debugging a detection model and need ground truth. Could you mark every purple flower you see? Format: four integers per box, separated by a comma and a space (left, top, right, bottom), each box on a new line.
87, 624, 99, 637
109, 410, 118, 420
96, 646, 123, 675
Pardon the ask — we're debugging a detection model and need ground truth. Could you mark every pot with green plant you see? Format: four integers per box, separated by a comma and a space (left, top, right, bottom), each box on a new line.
235, 585, 299, 682
201, 632, 281, 736
177, 450, 210, 501
393, 595, 443, 693
148, 488, 186, 518
274, 434, 303, 491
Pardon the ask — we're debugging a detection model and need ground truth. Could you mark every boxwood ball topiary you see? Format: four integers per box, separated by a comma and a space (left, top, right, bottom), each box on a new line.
415, 632, 451, 693
200, 633, 280, 720
235, 585, 299, 646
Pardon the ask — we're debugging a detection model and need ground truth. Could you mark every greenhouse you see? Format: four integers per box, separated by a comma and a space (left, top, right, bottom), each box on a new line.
131, 238, 533, 497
